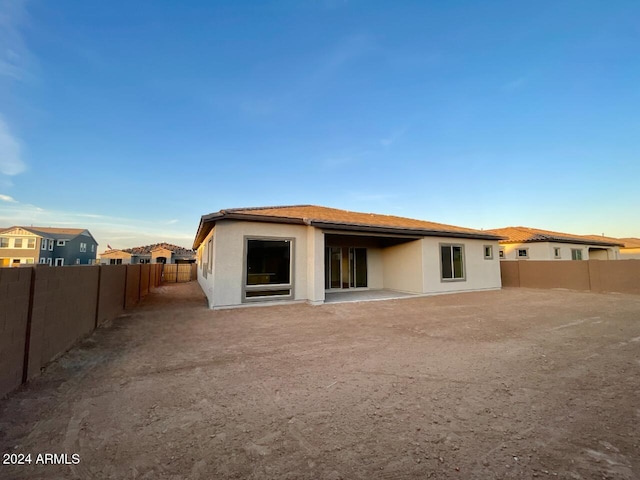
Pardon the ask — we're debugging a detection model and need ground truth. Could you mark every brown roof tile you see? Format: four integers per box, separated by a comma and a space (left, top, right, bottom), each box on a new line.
485, 226, 623, 247
194, 204, 500, 248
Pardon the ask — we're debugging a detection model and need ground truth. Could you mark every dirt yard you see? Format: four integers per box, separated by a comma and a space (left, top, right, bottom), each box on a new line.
1, 284, 639, 480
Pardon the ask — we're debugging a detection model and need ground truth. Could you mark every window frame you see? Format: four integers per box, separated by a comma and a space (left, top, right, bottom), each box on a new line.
14, 238, 23, 248
80, 242, 87, 253
498, 248, 505, 259
41, 239, 47, 250
516, 248, 529, 259
554, 247, 561, 259
0, 237, 9, 248
48, 240, 54, 251
571, 248, 583, 261
439, 243, 466, 282
27, 238, 36, 249
57, 240, 66, 246
242, 236, 295, 302
483, 245, 493, 260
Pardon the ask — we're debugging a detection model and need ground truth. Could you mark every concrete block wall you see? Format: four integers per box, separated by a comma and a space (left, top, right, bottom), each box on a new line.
0, 262, 169, 398
125, 265, 141, 308
0, 268, 32, 397
27, 266, 100, 379
140, 264, 151, 297
97, 265, 127, 326
500, 260, 640, 295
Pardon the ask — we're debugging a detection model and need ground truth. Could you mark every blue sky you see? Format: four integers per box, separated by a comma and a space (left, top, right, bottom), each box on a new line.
1, 0, 639, 250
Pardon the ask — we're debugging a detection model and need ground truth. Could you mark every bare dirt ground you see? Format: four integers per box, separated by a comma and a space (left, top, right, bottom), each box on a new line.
1, 284, 639, 480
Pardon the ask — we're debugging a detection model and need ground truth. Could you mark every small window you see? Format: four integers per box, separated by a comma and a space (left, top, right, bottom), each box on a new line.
48, 241, 54, 251
54, 258, 64, 266
483, 245, 493, 259
47, 258, 52, 265
0, 237, 8, 248
440, 244, 465, 280
14, 238, 23, 248
499, 249, 505, 259
27, 238, 35, 249
554, 247, 561, 259
517, 248, 528, 259
25, 258, 34, 264
571, 249, 582, 261
57, 240, 66, 246
41, 239, 47, 250
80, 242, 87, 252
39, 258, 47, 264
75, 258, 80, 265
91, 244, 95, 253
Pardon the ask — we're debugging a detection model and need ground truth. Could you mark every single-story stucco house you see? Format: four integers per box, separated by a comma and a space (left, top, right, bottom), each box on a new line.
484, 226, 623, 261
192, 205, 503, 309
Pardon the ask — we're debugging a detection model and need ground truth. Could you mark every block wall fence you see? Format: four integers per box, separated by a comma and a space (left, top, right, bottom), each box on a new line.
0, 263, 163, 398
500, 260, 640, 295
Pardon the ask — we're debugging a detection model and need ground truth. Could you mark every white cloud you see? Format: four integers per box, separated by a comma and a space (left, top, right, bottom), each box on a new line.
0, 115, 26, 175
0, 193, 17, 202
0, 0, 31, 82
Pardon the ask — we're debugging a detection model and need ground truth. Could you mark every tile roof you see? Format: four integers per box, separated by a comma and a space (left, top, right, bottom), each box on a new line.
485, 226, 624, 247
2, 226, 89, 240
194, 204, 501, 248
619, 237, 640, 249
122, 242, 195, 256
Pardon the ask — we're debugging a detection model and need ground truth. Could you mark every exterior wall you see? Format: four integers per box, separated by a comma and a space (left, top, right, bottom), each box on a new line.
209, 220, 310, 308
197, 229, 215, 306
382, 240, 423, 293
366, 247, 384, 290
0, 267, 32, 397
422, 237, 502, 294
60, 234, 98, 265
152, 248, 173, 264
620, 248, 640, 260
100, 251, 133, 265
501, 242, 619, 261
306, 227, 325, 304
0, 229, 40, 266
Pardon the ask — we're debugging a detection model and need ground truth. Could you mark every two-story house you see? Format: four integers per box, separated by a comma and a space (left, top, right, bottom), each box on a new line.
0, 226, 98, 267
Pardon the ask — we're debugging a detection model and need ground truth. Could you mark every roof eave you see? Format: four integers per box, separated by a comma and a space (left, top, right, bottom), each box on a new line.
310, 220, 502, 240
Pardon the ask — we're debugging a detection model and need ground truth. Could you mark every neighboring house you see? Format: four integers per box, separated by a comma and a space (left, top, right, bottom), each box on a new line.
193, 205, 503, 309
616, 238, 640, 259
0, 226, 98, 267
485, 226, 623, 261
99, 243, 196, 265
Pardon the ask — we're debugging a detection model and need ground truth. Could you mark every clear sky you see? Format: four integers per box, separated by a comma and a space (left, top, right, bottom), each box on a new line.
1, 0, 638, 250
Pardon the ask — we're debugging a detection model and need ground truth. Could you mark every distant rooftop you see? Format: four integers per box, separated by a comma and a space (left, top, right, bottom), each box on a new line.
485, 226, 624, 247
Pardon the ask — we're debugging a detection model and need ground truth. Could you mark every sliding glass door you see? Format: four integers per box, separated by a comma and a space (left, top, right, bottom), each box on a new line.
325, 246, 367, 289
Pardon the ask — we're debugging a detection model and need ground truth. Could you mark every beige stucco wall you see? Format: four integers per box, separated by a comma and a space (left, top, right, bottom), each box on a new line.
620, 248, 640, 260
501, 242, 619, 261
381, 240, 423, 293
209, 220, 312, 308
422, 237, 502, 293
99, 250, 133, 264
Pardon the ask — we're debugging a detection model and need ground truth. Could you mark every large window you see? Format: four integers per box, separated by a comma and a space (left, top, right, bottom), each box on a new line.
571, 248, 583, 260
0, 237, 8, 248
440, 244, 465, 281
245, 238, 292, 299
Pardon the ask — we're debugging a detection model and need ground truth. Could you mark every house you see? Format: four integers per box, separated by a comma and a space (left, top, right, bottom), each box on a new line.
0, 226, 98, 267
615, 238, 640, 259
484, 226, 623, 261
99, 243, 196, 265
193, 205, 503, 309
